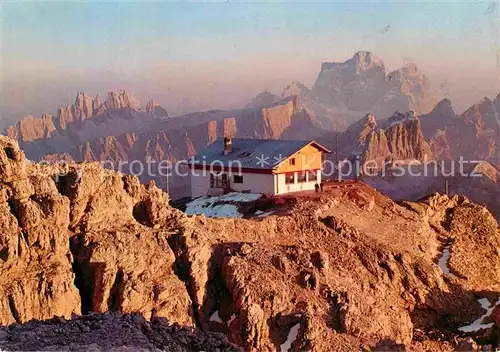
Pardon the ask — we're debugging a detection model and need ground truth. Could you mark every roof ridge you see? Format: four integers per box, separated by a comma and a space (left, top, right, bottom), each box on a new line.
189, 138, 328, 170
213, 137, 311, 143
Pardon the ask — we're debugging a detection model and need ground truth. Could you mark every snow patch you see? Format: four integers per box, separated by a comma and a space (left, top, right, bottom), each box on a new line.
218, 192, 262, 202
185, 192, 262, 218
255, 210, 274, 217
280, 323, 300, 352
209, 310, 223, 323
438, 245, 457, 278
458, 298, 500, 332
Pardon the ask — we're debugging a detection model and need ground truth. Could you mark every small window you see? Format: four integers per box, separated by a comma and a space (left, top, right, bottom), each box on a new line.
297, 172, 307, 183
285, 173, 295, 184
289, 158, 296, 166
308, 170, 317, 182
233, 175, 243, 184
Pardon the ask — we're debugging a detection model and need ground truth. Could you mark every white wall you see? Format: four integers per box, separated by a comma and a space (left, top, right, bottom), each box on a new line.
275, 170, 321, 195
191, 169, 322, 198
191, 171, 275, 198
230, 173, 275, 195
191, 172, 212, 199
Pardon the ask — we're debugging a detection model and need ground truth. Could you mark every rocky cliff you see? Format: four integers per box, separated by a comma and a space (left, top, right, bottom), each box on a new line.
364, 159, 500, 223
338, 111, 433, 171
0, 136, 499, 351
281, 51, 437, 130
5, 90, 167, 159
38, 95, 318, 197
385, 63, 436, 118
0, 135, 191, 327
245, 91, 280, 109
419, 98, 457, 139
356, 96, 500, 222
429, 94, 500, 164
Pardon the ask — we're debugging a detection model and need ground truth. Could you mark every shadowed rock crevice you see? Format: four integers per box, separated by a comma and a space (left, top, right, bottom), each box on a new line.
108, 269, 124, 311
0, 247, 8, 262
54, 171, 80, 198
166, 232, 202, 328
29, 194, 53, 217
70, 236, 96, 315
132, 201, 150, 227
202, 245, 237, 333
4, 146, 16, 160
441, 207, 455, 232
7, 199, 22, 226
8, 295, 21, 323
327, 291, 349, 333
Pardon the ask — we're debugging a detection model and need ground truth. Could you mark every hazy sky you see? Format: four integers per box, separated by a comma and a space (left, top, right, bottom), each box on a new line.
1, 1, 499, 125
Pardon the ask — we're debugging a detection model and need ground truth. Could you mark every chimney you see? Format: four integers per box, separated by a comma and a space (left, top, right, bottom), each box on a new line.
223, 137, 232, 155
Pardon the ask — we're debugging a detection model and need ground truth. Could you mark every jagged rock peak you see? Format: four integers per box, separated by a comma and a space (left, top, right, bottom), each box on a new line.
104, 89, 141, 110
434, 98, 452, 108
245, 90, 280, 109
343, 113, 378, 150
281, 81, 311, 101
281, 94, 302, 110
75, 92, 91, 100
346, 113, 378, 133
432, 98, 456, 115
364, 112, 377, 126
392, 110, 417, 119
282, 80, 309, 92
321, 51, 386, 73
387, 111, 418, 125
145, 99, 158, 112
93, 94, 101, 107
388, 63, 429, 82
389, 111, 417, 120
352, 50, 386, 72
145, 100, 169, 118
73, 92, 94, 118
478, 96, 493, 105
400, 62, 419, 73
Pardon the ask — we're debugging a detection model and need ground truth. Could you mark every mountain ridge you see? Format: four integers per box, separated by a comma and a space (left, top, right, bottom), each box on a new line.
275, 51, 437, 130
0, 135, 498, 350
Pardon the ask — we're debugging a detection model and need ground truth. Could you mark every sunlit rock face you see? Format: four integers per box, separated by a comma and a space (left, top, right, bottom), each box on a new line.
429, 95, 500, 164
282, 51, 437, 130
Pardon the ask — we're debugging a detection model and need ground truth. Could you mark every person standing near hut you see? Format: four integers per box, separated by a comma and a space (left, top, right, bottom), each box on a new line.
315, 183, 319, 193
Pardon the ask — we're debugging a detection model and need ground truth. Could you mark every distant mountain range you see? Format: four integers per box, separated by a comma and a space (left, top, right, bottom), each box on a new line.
5, 92, 317, 196
275, 51, 436, 130
5, 90, 169, 158
2, 51, 499, 211
330, 93, 500, 167
331, 94, 500, 220
428, 94, 500, 165
198, 51, 438, 131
